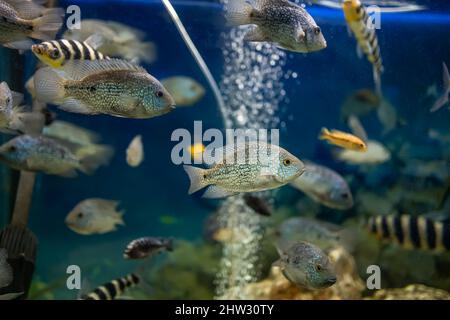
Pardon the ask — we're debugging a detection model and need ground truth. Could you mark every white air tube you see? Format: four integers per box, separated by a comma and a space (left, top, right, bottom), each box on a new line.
161, 0, 228, 126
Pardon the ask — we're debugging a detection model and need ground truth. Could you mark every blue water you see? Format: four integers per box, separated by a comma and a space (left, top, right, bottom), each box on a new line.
0, 0, 449, 299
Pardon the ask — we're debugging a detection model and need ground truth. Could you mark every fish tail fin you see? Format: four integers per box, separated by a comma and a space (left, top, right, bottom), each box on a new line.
78, 145, 114, 175
126, 41, 157, 64
319, 127, 330, 140
31, 8, 64, 41
443, 62, 450, 90
373, 67, 383, 98
9, 107, 45, 135
183, 165, 208, 194
337, 228, 359, 253
166, 238, 175, 252
34, 67, 66, 104
225, 0, 255, 26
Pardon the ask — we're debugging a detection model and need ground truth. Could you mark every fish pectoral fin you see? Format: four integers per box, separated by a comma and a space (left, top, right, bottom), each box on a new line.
244, 27, 268, 42
57, 168, 78, 178
296, 27, 305, 40
59, 98, 96, 115
118, 95, 140, 109
272, 259, 284, 269
202, 185, 237, 199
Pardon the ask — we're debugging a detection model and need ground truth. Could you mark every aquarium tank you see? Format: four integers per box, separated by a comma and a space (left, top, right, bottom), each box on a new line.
0, 0, 449, 302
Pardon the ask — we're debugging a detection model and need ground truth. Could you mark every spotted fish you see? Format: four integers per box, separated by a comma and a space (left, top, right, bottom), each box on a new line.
367, 215, 450, 252
343, 0, 384, 95
80, 274, 140, 300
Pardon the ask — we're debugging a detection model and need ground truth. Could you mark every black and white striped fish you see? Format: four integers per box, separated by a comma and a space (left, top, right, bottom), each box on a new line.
80, 273, 139, 300
32, 37, 109, 68
123, 237, 173, 260
367, 215, 450, 252
343, 0, 384, 96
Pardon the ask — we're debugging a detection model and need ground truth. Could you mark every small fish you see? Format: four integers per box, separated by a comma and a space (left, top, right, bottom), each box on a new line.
290, 161, 353, 210
243, 194, 272, 216
189, 142, 206, 163
273, 241, 337, 289
402, 159, 449, 183
276, 217, 354, 252
343, 0, 384, 95
430, 62, 450, 113
0, 248, 13, 288
334, 140, 390, 165
319, 127, 367, 152
80, 273, 139, 300
428, 129, 450, 144
34, 59, 176, 118
225, 0, 326, 53
159, 215, 180, 225
376, 99, 398, 135
0, 135, 112, 177
123, 237, 173, 259
340, 89, 380, 121
0, 1, 63, 50
43, 120, 100, 147
161, 76, 205, 107
31, 37, 109, 68
183, 142, 305, 198
64, 19, 157, 64
65, 198, 125, 235
126, 135, 144, 167
367, 215, 450, 252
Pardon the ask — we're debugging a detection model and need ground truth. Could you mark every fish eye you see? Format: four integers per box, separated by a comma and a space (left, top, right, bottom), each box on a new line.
283, 158, 291, 166
77, 212, 84, 219
50, 49, 60, 59
156, 91, 164, 98
314, 27, 321, 35
315, 264, 323, 272
341, 193, 349, 199
5, 97, 10, 105
8, 145, 17, 152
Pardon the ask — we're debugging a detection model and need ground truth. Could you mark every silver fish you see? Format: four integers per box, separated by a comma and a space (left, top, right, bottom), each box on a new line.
0, 134, 112, 177
273, 241, 336, 289
34, 59, 175, 119
63, 19, 157, 64
161, 76, 205, 107
0, 1, 63, 50
183, 141, 305, 198
65, 198, 125, 235
276, 217, 354, 252
290, 161, 353, 210
226, 0, 326, 53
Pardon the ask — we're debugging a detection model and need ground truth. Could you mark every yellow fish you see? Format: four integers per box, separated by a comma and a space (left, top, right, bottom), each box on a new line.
343, 0, 384, 96
319, 127, 367, 152
189, 142, 205, 163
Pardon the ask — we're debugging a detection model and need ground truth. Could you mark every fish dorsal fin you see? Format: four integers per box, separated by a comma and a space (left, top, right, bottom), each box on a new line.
347, 114, 368, 142
6, 0, 45, 20
11, 91, 24, 107
84, 33, 105, 50
60, 59, 147, 81
443, 62, 450, 91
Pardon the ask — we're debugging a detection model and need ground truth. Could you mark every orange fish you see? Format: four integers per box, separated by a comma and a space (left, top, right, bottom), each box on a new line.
319, 127, 367, 152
